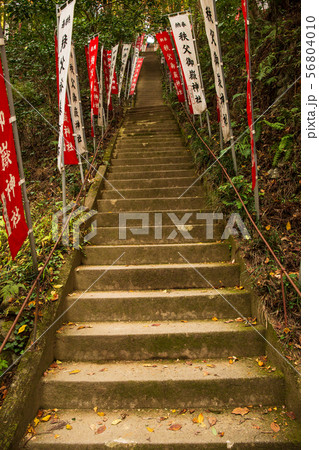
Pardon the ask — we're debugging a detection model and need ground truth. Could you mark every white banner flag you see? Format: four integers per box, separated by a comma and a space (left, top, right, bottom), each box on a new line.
68, 42, 86, 153
200, 0, 232, 142
118, 44, 131, 97
57, 0, 76, 171
128, 47, 139, 96
169, 13, 207, 115
98, 45, 104, 127
107, 44, 119, 108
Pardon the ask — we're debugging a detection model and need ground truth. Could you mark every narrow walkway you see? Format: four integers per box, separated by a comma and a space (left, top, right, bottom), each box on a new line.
24, 53, 300, 448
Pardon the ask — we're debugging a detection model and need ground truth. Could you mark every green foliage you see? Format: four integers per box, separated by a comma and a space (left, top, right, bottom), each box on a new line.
0, 282, 25, 303
218, 175, 254, 211
4, 316, 33, 356
0, 358, 9, 377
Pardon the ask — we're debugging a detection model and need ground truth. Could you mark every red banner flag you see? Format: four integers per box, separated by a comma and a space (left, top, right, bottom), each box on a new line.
242, 0, 257, 190
136, 34, 145, 51
103, 49, 113, 111
107, 50, 119, 95
129, 57, 144, 96
55, 34, 78, 165
156, 31, 185, 103
85, 44, 99, 137
0, 57, 29, 259
170, 31, 193, 114
88, 37, 99, 115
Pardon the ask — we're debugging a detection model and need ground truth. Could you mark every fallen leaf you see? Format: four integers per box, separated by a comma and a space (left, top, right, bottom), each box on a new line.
228, 356, 238, 364
206, 364, 215, 368
211, 426, 217, 435
181, 320, 188, 323
96, 425, 106, 434
283, 327, 291, 334
252, 424, 261, 429
286, 221, 291, 231
212, 317, 218, 321
232, 407, 250, 416
54, 434, 60, 439
18, 324, 27, 334
208, 417, 217, 427
69, 370, 81, 375
179, 409, 187, 414
266, 225, 271, 231
147, 427, 154, 432
97, 412, 105, 417
112, 419, 122, 425
56, 360, 62, 365
93, 407, 98, 412
151, 323, 161, 327
41, 415, 51, 422
143, 364, 157, 367
218, 431, 225, 437
66, 424, 72, 430
169, 423, 182, 431
271, 422, 280, 433
286, 411, 296, 420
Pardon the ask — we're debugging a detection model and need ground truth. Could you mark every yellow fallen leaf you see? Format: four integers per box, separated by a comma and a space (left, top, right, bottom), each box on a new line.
97, 412, 105, 417
147, 427, 154, 432
33, 418, 39, 427
18, 324, 27, 334
93, 406, 98, 413
286, 221, 291, 231
66, 424, 72, 430
69, 370, 81, 375
112, 419, 122, 425
53, 284, 63, 289
283, 327, 291, 334
171, 409, 176, 413
56, 360, 62, 365
212, 317, 218, 321
41, 415, 51, 422
198, 413, 204, 423
266, 225, 271, 231
54, 434, 60, 439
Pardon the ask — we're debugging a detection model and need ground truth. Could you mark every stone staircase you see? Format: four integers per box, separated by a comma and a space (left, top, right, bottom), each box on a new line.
23, 53, 300, 448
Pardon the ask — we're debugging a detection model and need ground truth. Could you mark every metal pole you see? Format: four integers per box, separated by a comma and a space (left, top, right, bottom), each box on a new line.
66, 84, 84, 184
246, 0, 260, 220
0, 28, 38, 276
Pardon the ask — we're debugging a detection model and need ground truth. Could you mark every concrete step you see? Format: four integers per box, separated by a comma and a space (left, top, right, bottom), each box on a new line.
108, 169, 196, 180
100, 186, 202, 199
111, 155, 192, 166
73, 262, 240, 291
64, 288, 251, 322
55, 320, 265, 361
81, 242, 229, 265
95, 209, 213, 227
96, 197, 206, 212
39, 359, 285, 409
103, 177, 199, 190
109, 162, 194, 173
124, 131, 181, 137
89, 223, 224, 245
115, 142, 185, 150
114, 149, 188, 159
24, 406, 300, 449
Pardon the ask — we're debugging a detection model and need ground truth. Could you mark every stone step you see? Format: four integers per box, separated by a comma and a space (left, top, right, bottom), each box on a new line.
111, 155, 192, 166
114, 149, 188, 159
64, 288, 251, 322
96, 197, 205, 212
109, 162, 194, 173
107, 168, 196, 180
89, 223, 224, 245
103, 177, 199, 190
95, 209, 213, 227
115, 142, 184, 150
100, 186, 202, 199
123, 126, 179, 133
39, 359, 285, 410
55, 320, 265, 361
24, 407, 300, 449
81, 242, 229, 265
124, 131, 181, 137
73, 262, 240, 291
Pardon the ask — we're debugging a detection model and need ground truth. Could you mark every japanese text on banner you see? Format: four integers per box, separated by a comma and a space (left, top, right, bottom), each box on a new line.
169, 13, 207, 115
118, 44, 131, 97
57, 0, 76, 171
107, 45, 119, 106
156, 31, 185, 103
129, 58, 144, 95
200, 0, 232, 142
0, 58, 28, 259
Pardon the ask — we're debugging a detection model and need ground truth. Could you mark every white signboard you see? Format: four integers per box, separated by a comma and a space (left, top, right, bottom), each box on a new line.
107, 44, 119, 108
169, 13, 207, 115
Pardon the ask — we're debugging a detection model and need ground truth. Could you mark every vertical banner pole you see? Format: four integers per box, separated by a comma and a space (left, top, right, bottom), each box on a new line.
246, 0, 260, 220
61, 140, 66, 225
0, 25, 38, 275
219, 122, 223, 153
206, 110, 212, 138
100, 46, 104, 140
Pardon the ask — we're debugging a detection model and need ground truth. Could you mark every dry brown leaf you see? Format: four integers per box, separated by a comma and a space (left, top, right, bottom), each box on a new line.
286, 411, 296, 420
271, 422, 280, 433
95, 425, 106, 434
232, 407, 250, 416
208, 417, 217, 427
169, 423, 182, 431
